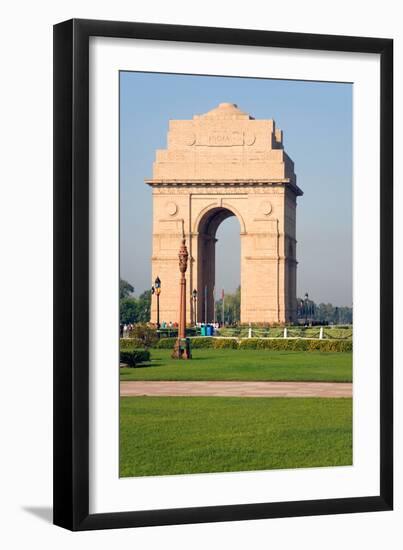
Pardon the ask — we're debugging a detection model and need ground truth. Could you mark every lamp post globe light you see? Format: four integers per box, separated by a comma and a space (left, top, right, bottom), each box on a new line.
192, 288, 198, 325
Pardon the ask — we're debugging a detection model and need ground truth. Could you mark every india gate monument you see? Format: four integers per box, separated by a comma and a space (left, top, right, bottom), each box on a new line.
146, 102, 303, 324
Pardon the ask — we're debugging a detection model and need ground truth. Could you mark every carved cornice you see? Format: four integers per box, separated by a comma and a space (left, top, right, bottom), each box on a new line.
145, 178, 303, 196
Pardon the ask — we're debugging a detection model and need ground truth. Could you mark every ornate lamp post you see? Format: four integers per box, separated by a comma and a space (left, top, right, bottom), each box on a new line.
192, 289, 198, 325
304, 292, 309, 325
172, 238, 192, 359
154, 276, 161, 334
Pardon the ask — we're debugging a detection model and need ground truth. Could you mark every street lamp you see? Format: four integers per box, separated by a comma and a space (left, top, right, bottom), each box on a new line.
154, 276, 161, 334
192, 289, 198, 325
304, 292, 309, 325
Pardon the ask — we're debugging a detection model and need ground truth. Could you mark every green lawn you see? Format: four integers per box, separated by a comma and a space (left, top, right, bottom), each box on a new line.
120, 349, 352, 382
120, 396, 352, 477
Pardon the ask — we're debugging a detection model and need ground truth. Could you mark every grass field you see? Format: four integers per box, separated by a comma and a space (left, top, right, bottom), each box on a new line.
120, 396, 352, 477
120, 349, 352, 382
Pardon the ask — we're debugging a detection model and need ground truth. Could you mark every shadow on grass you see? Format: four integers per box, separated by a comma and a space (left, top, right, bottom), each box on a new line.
120, 355, 212, 373
120, 360, 163, 370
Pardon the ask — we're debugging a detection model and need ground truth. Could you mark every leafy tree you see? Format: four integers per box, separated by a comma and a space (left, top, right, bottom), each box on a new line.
119, 287, 152, 324
120, 278, 134, 299
136, 290, 151, 322
120, 298, 137, 324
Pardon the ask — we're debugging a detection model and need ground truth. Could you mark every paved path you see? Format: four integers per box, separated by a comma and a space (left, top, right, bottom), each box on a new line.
120, 381, 352, 398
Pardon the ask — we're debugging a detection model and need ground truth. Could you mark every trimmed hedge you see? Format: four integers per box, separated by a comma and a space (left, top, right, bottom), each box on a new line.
130, 336, 352, 353
120, 338, 144, 350
238, 338, 352, 352
154, 337, 216, 349
189, 337, 214, 349
154, 336, 238, 349
154, 337, 177, 349
211, 338, 238, 349
120, 349, 150, 367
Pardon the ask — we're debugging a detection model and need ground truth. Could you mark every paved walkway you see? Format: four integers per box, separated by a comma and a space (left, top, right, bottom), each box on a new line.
120, 381, 352, 398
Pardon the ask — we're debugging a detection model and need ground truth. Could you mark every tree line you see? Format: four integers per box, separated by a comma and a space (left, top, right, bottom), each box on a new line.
214, 287, 352, 325
119, 279, 352, 325
120, 279, 151, 324
307, 302, 352, 324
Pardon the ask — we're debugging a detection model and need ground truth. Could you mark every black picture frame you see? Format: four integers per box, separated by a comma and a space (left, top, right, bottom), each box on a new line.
53, 18, 393, 531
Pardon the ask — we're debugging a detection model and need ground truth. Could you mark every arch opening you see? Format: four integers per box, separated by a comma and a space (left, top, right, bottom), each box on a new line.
197, 207, 241, 324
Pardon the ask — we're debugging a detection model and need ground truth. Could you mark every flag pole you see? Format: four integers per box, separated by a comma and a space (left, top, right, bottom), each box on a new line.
204, 285, 207, 324
213, 286, 216, 324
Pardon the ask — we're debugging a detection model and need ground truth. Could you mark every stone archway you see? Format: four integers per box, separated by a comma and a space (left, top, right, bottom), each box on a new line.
145, 103, 303, 324
196, 205, 241, 323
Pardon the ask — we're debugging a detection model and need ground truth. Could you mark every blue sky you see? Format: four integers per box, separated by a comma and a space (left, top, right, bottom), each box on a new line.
120, 71, 352, 306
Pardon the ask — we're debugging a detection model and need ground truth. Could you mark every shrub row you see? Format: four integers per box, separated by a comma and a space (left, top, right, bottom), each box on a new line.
188, 337, 214, 349
238, 338, 352, 352
154, 337, 177, 349
122, 337, 352, 352
154, 336, 238, 349
120, 338, 144, 349
120, 349, 150, 367
211, 338, 238, 349
121, 335, 218, 350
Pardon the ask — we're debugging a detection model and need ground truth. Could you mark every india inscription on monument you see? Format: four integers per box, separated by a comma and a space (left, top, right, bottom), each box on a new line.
145, 103, 303, 324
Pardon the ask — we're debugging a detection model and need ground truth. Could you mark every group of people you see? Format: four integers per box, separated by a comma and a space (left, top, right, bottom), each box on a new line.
120, 323, 134, 338
159, 321, 178, 329
195, 321, 220, 330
